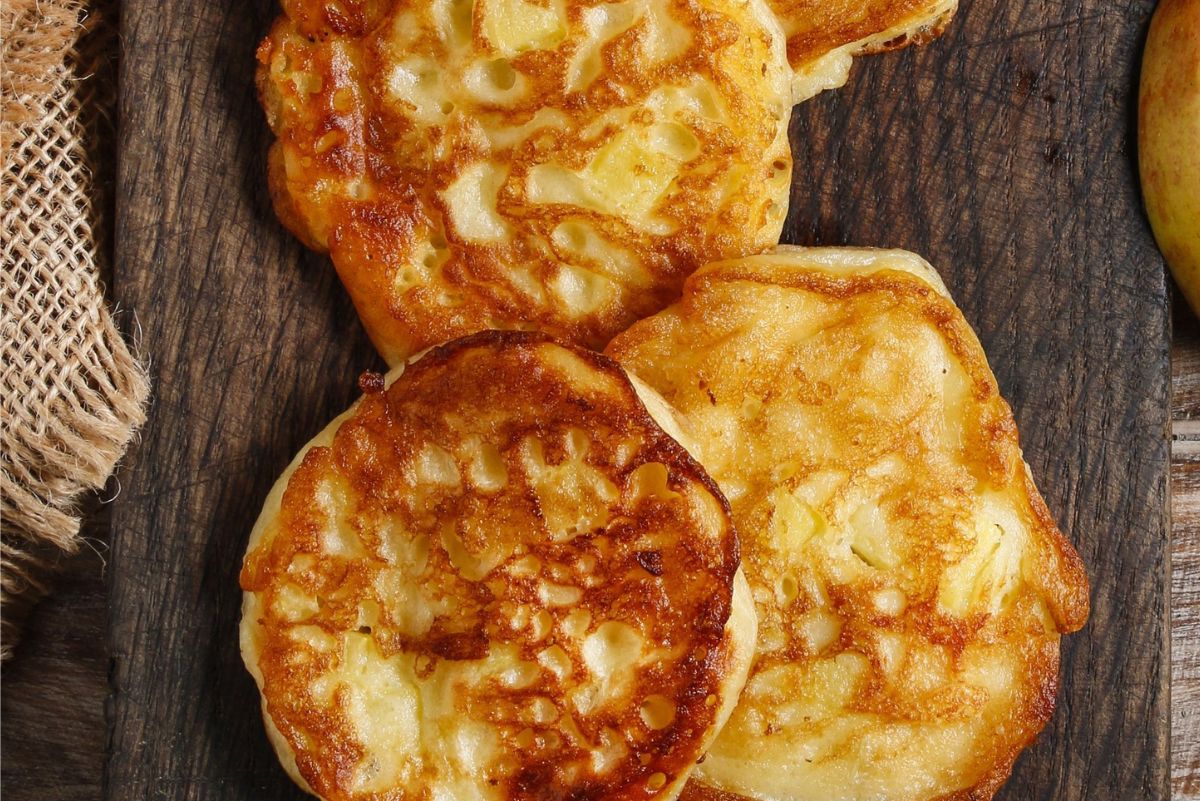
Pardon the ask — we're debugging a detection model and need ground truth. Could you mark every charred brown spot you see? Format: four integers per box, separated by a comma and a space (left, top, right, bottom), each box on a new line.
636, 550, 664, 576
428, 631, 489, 660
693, 595, 730, 639
357, 370, 385, 393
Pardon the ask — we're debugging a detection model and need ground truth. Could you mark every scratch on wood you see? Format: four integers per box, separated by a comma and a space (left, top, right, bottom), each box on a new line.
964, 12, 1108, 49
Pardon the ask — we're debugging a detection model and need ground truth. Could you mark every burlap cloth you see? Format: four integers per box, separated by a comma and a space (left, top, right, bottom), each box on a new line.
1, 0, 149, 658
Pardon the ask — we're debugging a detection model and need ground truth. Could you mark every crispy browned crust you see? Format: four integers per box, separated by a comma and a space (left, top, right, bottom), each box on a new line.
242, 331, 746, 801
678, 644, 1062, 801
612, 262, 1089, 634
607, 251, 1090, 801
781, 0, 958, 71
256, 0, 791, 366
267, 142, 327, 254
864, 3, 956, 54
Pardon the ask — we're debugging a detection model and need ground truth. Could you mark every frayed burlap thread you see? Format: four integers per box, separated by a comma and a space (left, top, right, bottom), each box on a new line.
1, 0, 149, 658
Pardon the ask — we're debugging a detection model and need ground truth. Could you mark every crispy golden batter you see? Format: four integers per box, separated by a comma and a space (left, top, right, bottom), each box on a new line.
240, 331, 757, 801
779, 0, 957, 101
257, 0, 791, 366
607, 247, 1090, 801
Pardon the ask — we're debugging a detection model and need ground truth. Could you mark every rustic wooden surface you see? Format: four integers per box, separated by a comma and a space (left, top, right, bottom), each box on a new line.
0, 0, 1184, 799
107, 1, 384, 798
3, 339, 1196, 800
1172, 297, 1200, 801
0, 507, 109, 801
13, 328, 1199, 801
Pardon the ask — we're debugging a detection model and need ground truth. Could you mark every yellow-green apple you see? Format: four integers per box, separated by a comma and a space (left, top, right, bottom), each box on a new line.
1140, 0, 1200, 314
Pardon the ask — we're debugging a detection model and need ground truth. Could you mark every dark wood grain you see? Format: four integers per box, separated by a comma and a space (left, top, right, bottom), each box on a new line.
0, 506, 108, 801
1172, 297, 1200, 800
108, 2, 382, 798
1175, 297, 1200, 421
1173, 452, 1200, 801
100, 1, 1169, 800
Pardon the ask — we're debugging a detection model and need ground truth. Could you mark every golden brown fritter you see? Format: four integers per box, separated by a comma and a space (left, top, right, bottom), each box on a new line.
240, 331, 757, 801
607, 247, 1090, 801
257, 0, 792, 366
780, 0, 958, 101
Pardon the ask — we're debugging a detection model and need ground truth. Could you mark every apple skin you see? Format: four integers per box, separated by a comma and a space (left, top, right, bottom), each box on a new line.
1139, 0, 1200, 315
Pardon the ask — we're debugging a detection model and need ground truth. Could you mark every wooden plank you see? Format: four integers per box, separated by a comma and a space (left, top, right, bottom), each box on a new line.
105, 2, 1170, 801
0, 506, 108, 801
1174, 453, 1200, 801
1173, 298, 1200, 801
1175, 295, 1200, 426
108, 3, 382, 798
782, 0, 1170, 797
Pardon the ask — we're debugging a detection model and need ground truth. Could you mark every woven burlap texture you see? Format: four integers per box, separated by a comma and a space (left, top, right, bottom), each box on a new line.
1, 0, 149, 658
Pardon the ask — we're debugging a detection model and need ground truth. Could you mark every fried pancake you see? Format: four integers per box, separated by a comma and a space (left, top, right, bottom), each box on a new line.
607, 247, 1090, 801
258, 0, 792, 366
240, 331, 757, 801
779, 0, 958, 101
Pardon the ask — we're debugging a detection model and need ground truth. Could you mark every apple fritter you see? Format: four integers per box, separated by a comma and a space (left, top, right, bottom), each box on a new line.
240, 331, 757, 801
780, 0, 958, 101
607, 247, 1090, 801
257, 0, 792, 366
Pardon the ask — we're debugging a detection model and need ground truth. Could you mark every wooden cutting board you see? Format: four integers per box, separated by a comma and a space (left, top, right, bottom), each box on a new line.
108, 0, 1171, 797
